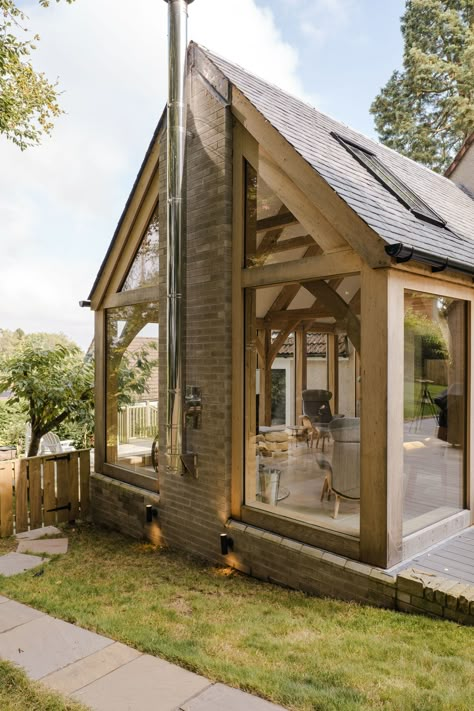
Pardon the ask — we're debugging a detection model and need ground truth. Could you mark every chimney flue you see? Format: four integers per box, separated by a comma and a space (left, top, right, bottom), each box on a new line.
163, 0, 195, 474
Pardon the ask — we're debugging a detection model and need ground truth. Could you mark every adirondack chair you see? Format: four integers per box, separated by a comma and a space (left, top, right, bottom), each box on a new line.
25, 425, 75, 456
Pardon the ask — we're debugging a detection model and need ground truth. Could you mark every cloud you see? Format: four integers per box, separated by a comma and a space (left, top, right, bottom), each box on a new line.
0, 0, 310, 349
279, 0, 355, 46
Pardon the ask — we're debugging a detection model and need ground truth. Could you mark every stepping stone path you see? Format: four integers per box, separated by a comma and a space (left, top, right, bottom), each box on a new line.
0, 526, 68, 578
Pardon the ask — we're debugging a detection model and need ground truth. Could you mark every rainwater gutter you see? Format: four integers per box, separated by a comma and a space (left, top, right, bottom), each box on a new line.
385, 243, 474, 279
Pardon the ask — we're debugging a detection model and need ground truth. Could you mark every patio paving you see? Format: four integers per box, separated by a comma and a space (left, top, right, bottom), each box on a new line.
0, 596, 286, 710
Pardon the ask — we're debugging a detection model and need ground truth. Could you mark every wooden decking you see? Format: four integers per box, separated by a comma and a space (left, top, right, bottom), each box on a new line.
395, 527, 474, 585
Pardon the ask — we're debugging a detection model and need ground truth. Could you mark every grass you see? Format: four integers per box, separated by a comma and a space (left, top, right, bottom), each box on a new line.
0, 524, 473, 711
0, 660, 87, 711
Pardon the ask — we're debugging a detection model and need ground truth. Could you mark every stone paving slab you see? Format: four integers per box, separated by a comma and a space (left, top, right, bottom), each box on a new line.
16, 526, 62, 540
42, 642, 141, 695
72, 653, 210, 711
0, 600, 44, 633
180, 683, 287, 711
0, 552, 45, 577
17, 538, 69, 555
0, 615, 113, 679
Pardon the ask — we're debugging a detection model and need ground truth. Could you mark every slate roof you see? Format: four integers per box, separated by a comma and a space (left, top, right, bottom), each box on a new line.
199, 45, 474, 270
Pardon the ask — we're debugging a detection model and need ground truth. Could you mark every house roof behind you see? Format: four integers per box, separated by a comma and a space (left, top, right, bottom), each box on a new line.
199, 45, 474, 270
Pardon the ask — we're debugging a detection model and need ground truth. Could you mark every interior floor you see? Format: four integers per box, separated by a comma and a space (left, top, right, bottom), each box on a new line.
251, 416, 464, 539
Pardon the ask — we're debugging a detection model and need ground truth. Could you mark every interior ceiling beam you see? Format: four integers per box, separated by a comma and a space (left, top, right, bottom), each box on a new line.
252, 235, 316, 266
256, 211, 297, 232
251, 205, 290, 266
268, 319, 301, 365
266, 245, 322, 313
304, 279, 360, 352
258, 151, 347, 253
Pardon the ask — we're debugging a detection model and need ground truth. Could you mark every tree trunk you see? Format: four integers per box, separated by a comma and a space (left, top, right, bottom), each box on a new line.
27, 431, 42, 457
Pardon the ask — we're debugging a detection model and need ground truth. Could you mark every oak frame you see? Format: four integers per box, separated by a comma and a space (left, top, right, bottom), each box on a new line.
231, 115, 474, 567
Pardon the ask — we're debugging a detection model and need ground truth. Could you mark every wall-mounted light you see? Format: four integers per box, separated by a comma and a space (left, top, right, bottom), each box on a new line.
146, 504, 158, 523
79, 300, 91, 308
220, 533, 233, 556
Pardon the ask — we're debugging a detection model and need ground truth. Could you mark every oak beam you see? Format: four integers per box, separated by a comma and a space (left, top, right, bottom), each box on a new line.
304, 279, 361, 353
242, 249, 361, 289
295, 329, 307, 419
256, 211, 297, 232
268, 320, 301, 365
259, 152, 346, 253
327, 334, 339, 413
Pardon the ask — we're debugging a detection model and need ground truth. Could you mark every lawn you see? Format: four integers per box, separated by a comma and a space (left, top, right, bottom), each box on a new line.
0, 524, 473, 711
0, 660, 87, 711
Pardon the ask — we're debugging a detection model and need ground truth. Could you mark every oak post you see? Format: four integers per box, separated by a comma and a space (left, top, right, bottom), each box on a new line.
360, 265, 404, 567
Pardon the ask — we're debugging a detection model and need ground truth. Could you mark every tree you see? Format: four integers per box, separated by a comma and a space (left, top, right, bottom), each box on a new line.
0, 328, 76, 356
0, 0, 74, 149
371, 0, 474, 172
0, 332, 158, 456
0, 340, 94, 456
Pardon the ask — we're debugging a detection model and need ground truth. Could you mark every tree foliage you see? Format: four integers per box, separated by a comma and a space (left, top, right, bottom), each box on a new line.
0, 330, 158, 456
371, 0, 474, 172
0, 0, 74, 149
0, 339, 94, 456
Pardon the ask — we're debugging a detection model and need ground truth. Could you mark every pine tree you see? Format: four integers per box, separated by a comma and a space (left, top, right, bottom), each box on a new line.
371, 0, 474, 172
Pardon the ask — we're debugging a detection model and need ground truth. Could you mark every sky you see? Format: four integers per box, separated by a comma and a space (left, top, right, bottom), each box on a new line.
1, 0, 406, 350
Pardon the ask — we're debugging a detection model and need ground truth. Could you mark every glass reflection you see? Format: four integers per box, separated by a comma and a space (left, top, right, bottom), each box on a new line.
403, 291, 466, 534
106, 303, 159, 478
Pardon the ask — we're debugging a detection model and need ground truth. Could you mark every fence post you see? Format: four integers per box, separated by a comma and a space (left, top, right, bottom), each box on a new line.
0, 461, 14, 537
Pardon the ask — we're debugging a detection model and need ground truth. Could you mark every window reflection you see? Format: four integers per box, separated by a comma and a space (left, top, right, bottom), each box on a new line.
106, 303, 159, 479
403, 291, 466, 534
121, 207, 159, 291
245, 283, 361, 536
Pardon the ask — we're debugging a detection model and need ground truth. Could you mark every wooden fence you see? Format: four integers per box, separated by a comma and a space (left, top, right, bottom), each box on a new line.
0, 449, 90, 537
118, 402, 158, 442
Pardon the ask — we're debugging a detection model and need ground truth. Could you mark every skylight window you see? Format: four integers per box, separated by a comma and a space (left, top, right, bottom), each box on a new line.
331, 133, 447, 228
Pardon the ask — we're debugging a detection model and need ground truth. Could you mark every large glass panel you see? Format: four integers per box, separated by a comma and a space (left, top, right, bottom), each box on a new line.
244, 162, 319, 268
245, 281, 361, 536
106, 303, 159, 480
403, 291, 466, 535
121, 207, 159, 291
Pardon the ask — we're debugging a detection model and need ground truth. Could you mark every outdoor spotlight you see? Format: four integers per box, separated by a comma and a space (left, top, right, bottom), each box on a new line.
220, 533, 233, 556
79, 300, 91, 308
145, 504, 158, 523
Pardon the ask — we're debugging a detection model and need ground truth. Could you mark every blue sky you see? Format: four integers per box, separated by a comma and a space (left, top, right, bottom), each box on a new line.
1, 0, 406, 349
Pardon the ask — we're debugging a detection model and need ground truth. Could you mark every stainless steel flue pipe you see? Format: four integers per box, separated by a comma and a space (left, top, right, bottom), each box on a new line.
163, 0, 194, 472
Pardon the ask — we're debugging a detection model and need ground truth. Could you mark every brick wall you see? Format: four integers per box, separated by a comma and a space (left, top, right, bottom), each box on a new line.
155, 64, 233, 559
91, 473, 161, 545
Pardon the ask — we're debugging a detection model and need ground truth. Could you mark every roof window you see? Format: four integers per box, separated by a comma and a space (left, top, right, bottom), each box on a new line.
331, 133, 447, 228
